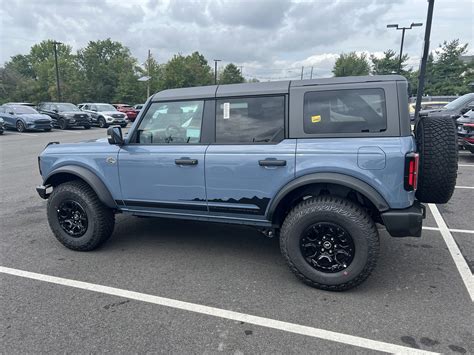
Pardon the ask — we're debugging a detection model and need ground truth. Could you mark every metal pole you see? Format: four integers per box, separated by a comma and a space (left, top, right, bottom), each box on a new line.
414, 0, 435, 122
310, 66, 314, 79
214, 60, 221, 85
300, 66, 304, 80
398, 28, 406, 73
53, 41, 61, 101
147, 49, 151, 98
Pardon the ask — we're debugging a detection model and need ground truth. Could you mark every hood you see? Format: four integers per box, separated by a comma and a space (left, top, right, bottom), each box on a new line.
80, 137, 109, 143
19, 113, 52, 122
60, 111, 88, 116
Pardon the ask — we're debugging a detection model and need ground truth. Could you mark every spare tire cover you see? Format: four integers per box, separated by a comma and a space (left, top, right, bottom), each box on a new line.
415, 116, 458, 204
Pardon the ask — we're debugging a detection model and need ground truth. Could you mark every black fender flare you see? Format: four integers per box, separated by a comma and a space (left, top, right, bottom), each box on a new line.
266, 172, 390, 221
44, 165, 117, 208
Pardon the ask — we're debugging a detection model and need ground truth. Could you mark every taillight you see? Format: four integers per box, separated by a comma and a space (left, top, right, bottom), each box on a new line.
404, 152, 419, 191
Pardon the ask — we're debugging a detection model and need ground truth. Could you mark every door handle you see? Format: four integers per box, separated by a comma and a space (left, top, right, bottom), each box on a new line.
258, 159, 287, 167
175, 158, 198, 166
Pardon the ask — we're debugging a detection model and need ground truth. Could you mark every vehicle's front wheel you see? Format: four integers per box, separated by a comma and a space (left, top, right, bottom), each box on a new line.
280, 196, 379, 291
59, 119, 68, 130
98, 117, 108, 128
84, 125, 91, 130
47, 180, 115, 251
16, 120, 26, 132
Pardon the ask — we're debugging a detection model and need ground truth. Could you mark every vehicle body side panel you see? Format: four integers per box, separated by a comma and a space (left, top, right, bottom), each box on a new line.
295, 137, 416, 209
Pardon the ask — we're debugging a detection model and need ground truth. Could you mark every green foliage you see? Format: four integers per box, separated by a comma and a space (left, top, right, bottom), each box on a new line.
370, 50, 409, 75
332, 52, 370, 77
423, 39, 472, 95
219, 63, 244, 84
162, 52, 213, 89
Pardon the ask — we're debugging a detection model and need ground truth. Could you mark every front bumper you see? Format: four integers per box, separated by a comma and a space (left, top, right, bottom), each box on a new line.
36, 185, 52, 199
462, 139, 474, 153
28, 122, 53, 130
381, 201, 425, 238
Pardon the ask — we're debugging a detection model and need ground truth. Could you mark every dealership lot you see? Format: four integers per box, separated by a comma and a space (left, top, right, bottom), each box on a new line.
1, 128, 473, 353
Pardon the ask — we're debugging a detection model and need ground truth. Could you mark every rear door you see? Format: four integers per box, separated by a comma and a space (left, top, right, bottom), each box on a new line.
205, 95, 296, 220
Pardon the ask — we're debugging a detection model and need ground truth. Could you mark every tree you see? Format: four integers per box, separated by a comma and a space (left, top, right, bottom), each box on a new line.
77, 39, 139, 103
424, 39, 471, 95
371, 50, 409, 75
332, 52, 370, 77
219, 63, 244, 84
162, 52, 213, 89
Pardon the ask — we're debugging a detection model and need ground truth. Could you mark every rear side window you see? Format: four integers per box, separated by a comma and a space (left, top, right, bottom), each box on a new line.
303, 89, 387, 134
216, 96, 285, 143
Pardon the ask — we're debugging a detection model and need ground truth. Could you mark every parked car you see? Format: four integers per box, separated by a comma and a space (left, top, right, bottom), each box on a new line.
419, 93, 474, 120
456, 109, 474, 150
36, 75, 458, 291
113, 104, 139, 121
461, 123, 474, 153
80, 103, 128, 128
408, 101, 448, 120
5, 102, 37, 107
133, 104, 144, 111
0, 104, 53, 132
37, 102, 91, 130
0, 117, 4, 135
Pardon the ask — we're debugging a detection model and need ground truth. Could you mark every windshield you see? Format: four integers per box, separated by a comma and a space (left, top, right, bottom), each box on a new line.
96, 104, 116, 112
444, 94, 474, 110
8, 105, 38, 114
56, 103, 80, 112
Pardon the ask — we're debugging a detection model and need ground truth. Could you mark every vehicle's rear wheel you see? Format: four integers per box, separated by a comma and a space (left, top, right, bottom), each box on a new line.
44, 128, 52, 132
415, 117, 458, 203
47, 180, 115, 251
84, 125, 91, 129
16, 121, 26, 132
59, 119, 68, 130
98, 117, 108, 128
280, 196, 379, 291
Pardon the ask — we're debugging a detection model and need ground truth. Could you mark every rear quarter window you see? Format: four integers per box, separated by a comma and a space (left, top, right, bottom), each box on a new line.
303, 88, 387, 134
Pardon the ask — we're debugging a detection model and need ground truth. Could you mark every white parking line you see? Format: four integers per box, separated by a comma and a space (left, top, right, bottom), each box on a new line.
458, 164, 474, 167
428, 204, 474, 302
6, 132, 39, 137
423, 226, 474, 234
57, 130, 84, 134
0, 266, 437, 354
455, 186, 474, 190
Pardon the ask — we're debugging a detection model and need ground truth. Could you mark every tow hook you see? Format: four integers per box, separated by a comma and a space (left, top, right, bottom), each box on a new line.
259, 229, 276, 238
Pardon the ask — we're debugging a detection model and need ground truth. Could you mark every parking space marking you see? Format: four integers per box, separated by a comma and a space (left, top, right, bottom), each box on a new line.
0, 266, 437, 354
6, 132, 39, 137
455, 186, 474, 189
428, 204, 474, 302
458, 164, 474, 167
423, 226, 474, 234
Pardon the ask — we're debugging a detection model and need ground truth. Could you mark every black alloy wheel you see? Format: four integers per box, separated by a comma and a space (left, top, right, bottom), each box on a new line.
57, 200, 88, 237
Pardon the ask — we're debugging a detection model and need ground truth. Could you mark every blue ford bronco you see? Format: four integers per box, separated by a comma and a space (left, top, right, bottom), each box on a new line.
36, 75, 458, 291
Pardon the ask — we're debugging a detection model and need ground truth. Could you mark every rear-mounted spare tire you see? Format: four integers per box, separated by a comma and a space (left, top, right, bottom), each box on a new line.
415, 116, 458, 203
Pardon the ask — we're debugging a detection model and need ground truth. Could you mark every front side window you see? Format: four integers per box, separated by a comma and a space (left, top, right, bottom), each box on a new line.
303, 89, 387, 134
135, 100, 204, 144
216, 96, 285, 143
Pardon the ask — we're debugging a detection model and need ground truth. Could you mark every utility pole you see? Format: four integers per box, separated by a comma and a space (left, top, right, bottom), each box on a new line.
147, 49, 151, 98
387, 22, 423, 73
214, 59, 221, 85
300, 66, 304, 80
310, 66, 314, 79
414, 0, 435, 121
52, 41, 62, 101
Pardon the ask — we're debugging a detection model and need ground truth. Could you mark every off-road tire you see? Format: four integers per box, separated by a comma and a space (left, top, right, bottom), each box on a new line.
280, 196, 379, 291
415, 117, 458, 203
47, 180, 115, 251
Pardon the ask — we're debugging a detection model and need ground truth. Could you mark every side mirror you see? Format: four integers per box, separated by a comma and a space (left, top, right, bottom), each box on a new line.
92, 108, 97, 112
107, 126, 124, 145
8, 111, 15, 115
53, 109, 58, 113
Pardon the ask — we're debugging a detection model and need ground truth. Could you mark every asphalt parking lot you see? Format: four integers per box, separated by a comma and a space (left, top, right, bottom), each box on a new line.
1, 127, 473, 354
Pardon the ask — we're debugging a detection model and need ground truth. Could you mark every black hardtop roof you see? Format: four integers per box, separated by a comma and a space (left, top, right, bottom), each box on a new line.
151, 75, 407, 102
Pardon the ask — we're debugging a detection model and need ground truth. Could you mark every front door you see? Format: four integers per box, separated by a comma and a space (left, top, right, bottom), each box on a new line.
118, 100, 208, 216
205, 95, 296, 221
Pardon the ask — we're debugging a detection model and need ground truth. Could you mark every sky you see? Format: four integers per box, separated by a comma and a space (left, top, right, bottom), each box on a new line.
0, 0, 473, 80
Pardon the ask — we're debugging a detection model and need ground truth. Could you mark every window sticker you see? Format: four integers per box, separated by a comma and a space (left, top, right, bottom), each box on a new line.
311, 115, 321, 123
223, 102, 230, 119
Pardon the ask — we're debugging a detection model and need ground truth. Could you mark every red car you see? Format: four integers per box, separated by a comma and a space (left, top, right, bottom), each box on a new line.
113, 104, 139, 121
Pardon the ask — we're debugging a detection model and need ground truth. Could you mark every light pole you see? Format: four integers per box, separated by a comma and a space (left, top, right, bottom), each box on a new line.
213, 59, 221, 85
52, 41, 62, 101
387, 22, 423, 73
